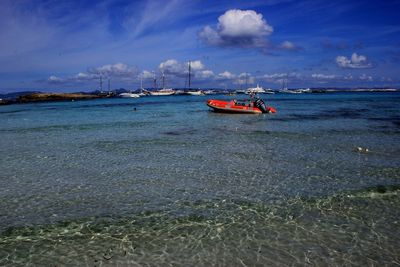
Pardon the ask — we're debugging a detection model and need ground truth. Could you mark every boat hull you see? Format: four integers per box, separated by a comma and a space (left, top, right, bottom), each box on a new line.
149, 89, 175, 96
149, 92, 175, 96
186, 91, 204, 96
119, 93, 140, 98
207, 99, 262, 114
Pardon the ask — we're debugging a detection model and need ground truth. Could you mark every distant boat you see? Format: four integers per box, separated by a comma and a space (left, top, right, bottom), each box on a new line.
298, 88, 311, 93
278, 75, 300, 93
137, 75, 149, 96
203, 90, 217, 95
235, 89, 247, 94
280, 89, 301, 94
246, 84, 266, 94
119, 92, 140, 98
138, 90, 149, 96
150, 88, 175, 96
174, 90, 185, 95
149, 72, 175, 96
186, 90, 204, 96
183, 60, 203, 96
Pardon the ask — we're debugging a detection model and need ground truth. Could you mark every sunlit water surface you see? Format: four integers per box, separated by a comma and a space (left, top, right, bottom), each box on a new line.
0, 92, 399, 266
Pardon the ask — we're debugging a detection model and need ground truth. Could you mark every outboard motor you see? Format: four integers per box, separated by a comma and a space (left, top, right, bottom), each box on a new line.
254, 98, 268, 113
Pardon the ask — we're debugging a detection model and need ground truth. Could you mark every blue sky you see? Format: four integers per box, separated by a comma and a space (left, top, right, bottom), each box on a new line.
0, 0, 399, 92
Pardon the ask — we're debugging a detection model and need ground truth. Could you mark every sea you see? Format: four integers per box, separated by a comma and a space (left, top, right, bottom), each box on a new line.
0, 92, 399, 266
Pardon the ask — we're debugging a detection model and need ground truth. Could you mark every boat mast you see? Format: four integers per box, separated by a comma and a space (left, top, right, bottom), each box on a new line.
108, 78, 110, 93
188, 61, 191, 89
140, 74, 143, 89
100, 76, 103, 92
153, 71, 157, 89
286, 73, 288, 90
162, 71, 165, 89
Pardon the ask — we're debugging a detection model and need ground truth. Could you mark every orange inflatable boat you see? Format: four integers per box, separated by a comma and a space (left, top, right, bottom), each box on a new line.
207, 98, 276, 114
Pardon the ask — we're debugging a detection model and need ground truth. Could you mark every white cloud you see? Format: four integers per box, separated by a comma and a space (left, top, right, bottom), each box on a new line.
218, 9, 273, 37
199, 26, 221, 46
279, 41, 300, 51
359, 74, 373, 81
190, 60, 204, 71
263, 73, 286, 79
158, 59, 205, 78
199, 9, 273, 49
76, 72, 90, 79
344, 74, 353, 80
159, 59, 185, 76
336, 53, 372, 69
263, 72, 301, 80
196, 70, 214, 79
234, 72, 255, 85
88, 63, 137, 77
141, 70, 154, 79
73, 72, 97, 81
45, 63, 139, 85
217, 71, 236, 80
311, 73, 337, 80
47, 75, 63, 83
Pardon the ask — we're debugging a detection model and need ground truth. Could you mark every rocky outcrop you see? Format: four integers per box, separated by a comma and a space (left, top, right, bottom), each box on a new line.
0, 99, 11, 105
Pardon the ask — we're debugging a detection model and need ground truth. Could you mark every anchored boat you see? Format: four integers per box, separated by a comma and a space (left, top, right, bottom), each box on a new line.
207, 97, 276, 114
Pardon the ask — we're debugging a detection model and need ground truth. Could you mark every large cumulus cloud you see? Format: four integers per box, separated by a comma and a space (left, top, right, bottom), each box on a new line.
199, 9, 273, 49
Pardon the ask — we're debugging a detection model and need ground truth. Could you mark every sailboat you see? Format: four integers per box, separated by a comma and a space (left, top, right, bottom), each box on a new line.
149, 71, 175, 96
136, 74, 149, 96
280, 75, 300, 93
185, 61, 204, 96
119, 77, 140, 98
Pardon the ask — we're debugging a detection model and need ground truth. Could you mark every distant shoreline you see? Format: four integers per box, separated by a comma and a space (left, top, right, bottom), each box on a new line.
0, 88, 399, 105
0, 92, 101, 105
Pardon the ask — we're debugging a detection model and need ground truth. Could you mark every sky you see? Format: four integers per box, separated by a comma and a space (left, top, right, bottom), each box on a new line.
0, 0, 399, 93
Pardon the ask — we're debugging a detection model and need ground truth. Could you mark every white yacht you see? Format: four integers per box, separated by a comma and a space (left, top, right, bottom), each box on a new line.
246, 84, 266, 94
119, 92, 140, 98
298, 88, 312, 93
186, 90, 204, 96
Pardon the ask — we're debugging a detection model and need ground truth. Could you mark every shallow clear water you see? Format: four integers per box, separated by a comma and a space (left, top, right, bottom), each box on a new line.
0, 92, 399, 266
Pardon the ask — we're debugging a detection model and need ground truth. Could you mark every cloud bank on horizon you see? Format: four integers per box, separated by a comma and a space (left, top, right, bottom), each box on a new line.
0, 0, 399, 92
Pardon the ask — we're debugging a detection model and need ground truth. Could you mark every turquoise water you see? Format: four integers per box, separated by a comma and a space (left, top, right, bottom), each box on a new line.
0, 92, 399, 266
